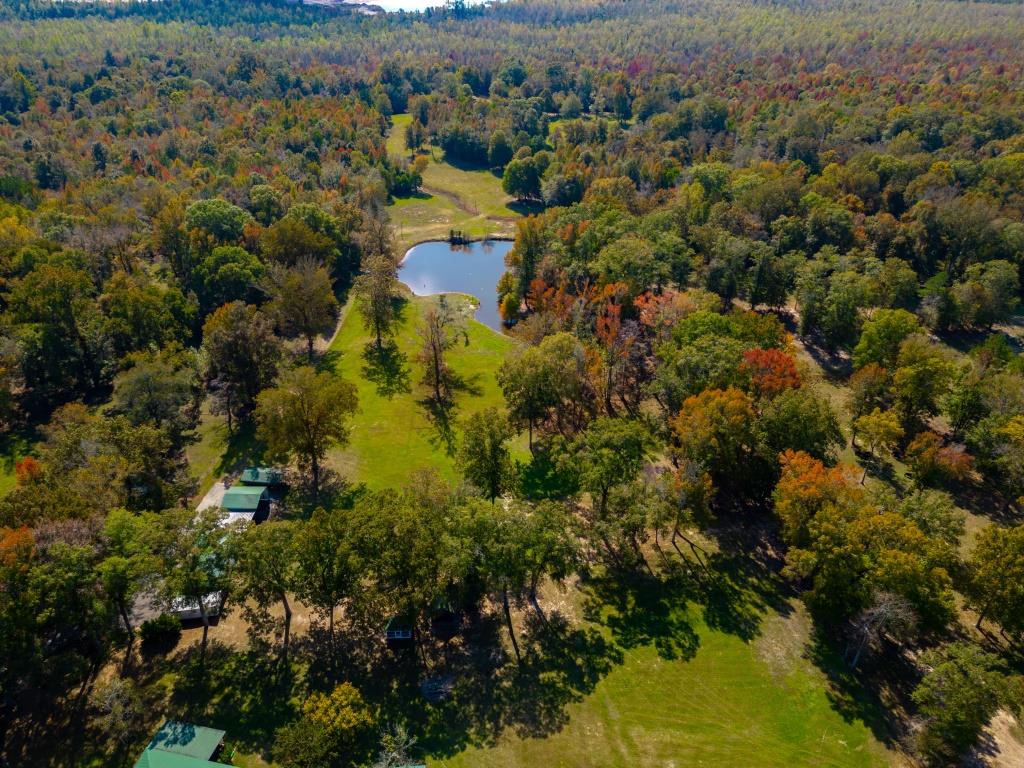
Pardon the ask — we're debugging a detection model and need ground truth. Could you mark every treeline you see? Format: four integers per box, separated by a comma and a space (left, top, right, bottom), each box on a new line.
2, 0, 1024, 766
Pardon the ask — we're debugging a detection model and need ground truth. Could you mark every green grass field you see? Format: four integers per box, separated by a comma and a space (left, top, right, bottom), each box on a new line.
430, 594, 894, 768
387, 114, 522, 254
324, 293, 525, 489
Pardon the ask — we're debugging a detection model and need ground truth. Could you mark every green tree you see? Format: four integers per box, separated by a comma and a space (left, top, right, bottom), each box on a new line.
260, 216, 336, 268
470, 499, 530, 661
249, 184, 284, 226
594, 234, 670, 295
110, 348, 198, 445
565, 417, 652, 519
854, 408, 903, 483
256, 366, 358, 496
966, 523, 1024, 635
893, 335, 955, 424
156, 508, 236, 658
184, 198, 252, 246
294, 508, 358, 651
200, 302, 282, 430
498, 332, 591, 450
264, 259, 340, 359
416, 300, 463, 404
913, 642, 1006, 762
458, 407, 515, 501
352, 253, 399, 349
853, 309, 921, 370
847, 363, 892, 420
274, 683, 375, 768
7, 262, 109, 401
502, 156, 541, 201
100, 272, 196, 359
233, 521, 298, 659
488, 130, 514, 169
196, 245, 265, 310
759, 387, 843, 463
98, 508, 158, 645
559, 92, 583, 119
952, 259, 1020, 329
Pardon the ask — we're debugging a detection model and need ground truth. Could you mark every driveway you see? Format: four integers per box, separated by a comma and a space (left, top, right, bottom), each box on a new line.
196, 479, 229, 512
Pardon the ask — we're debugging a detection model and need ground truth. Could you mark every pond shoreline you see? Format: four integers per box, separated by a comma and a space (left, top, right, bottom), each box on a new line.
399, 234, 514, 262
399, 239, 513, 332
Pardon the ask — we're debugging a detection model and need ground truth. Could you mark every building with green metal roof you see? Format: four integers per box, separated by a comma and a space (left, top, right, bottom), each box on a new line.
133, 721, 228, 768
221, 485, 267, 512
239, 466, 284, 486
219, 485, 269, 524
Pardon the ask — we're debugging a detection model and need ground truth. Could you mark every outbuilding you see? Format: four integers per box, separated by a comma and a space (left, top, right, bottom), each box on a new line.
134, 721, 229, 768
384, 614, 416, 650
239, 467, 284, 487
220, 485, 269, 524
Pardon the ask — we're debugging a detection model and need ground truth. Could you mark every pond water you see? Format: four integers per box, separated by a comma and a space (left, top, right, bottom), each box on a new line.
400, 239, 512, 331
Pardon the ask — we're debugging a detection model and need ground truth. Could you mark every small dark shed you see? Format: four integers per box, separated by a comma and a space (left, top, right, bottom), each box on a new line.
384, 614, 415, 650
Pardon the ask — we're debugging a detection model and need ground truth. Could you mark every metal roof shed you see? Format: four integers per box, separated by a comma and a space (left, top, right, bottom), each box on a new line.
220, 486, 267, 515
134, 721, 227, 768
239, 467, 283, 486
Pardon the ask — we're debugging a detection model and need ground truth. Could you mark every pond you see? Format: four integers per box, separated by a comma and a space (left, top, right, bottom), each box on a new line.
400, 239, 512, 332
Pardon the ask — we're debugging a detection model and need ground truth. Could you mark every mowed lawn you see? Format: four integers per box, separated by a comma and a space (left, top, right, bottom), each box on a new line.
387, 114, 521, 254
433, 602, 895, 768
325, 294, 525, 489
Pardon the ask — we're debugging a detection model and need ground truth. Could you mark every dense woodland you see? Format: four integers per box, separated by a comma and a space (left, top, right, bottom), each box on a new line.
3, 0, 1024, 766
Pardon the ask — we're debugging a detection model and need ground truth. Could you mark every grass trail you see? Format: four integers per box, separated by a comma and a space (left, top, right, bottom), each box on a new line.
387, 113, 522, 254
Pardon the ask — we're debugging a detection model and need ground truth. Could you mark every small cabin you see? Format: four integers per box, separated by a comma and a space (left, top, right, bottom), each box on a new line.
135, 720, 229, 767
384, 614, 415, 650
239, 467, 284, 488
220, 485, 269, 524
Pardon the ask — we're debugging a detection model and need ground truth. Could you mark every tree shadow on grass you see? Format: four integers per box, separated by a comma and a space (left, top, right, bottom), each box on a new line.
299, 600, 625, 759
418, 607, 624, 755
700, 532, 794, 642
506, 199, 546, 217
169, 642, 297, 758
516, 449, 576, 501
804, 626, 911, 749
418, 396, 459, 457
279, 468, 358, 520
187, 418, 265, 486
581, 571, 701, 662
853, 447, 902, 489
449, 368, 484, 399
317, 348, 343, 373
362, 340, 412, 399
416, 371, 483, 458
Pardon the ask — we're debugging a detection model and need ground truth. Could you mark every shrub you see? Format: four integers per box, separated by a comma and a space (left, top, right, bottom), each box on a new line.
139, 613, 182, 649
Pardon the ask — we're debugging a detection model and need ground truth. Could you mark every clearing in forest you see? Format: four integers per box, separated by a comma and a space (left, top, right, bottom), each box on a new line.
324, 293, 525, 489
387, 113, 524, 254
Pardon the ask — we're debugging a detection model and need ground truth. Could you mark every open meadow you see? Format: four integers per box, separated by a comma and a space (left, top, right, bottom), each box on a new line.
387, 114, 522, 254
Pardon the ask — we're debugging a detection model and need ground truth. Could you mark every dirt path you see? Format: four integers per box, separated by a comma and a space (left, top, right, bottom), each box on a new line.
422, 183, 479, 217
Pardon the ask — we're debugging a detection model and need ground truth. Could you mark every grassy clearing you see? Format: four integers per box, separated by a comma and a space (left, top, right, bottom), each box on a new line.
432, 581, 897, 768
151, 556, 894, 768
386, 114, 523, 255
324, 293, 525, 489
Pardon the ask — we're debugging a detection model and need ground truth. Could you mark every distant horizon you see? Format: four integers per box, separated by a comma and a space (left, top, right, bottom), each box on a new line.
343, 0, 491, 11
